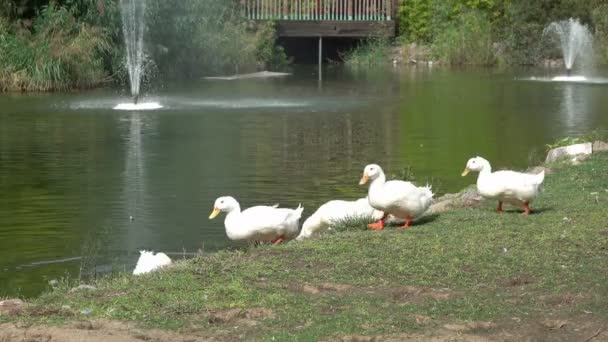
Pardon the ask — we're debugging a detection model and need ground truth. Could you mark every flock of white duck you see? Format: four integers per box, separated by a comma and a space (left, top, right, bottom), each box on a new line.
134, 156, 545, 274
209, 157, 545, 245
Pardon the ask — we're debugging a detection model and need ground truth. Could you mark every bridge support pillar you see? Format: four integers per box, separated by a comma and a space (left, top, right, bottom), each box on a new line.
318, 36, 323, 82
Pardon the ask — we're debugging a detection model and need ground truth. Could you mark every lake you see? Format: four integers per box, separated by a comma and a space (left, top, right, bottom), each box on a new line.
1, 66, 607, 297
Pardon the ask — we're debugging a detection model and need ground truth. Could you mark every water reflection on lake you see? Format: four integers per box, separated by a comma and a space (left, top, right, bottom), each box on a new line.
1, 66, 608, 297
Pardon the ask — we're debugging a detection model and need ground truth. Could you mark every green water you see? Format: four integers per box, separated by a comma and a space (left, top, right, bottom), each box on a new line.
1, 67, 607, 297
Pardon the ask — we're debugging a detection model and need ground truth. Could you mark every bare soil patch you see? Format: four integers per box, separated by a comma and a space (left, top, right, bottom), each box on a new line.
289, 282, 353, 295
327, 316, 608, 342
206, 307, 274, 326
0, 320, 211, 342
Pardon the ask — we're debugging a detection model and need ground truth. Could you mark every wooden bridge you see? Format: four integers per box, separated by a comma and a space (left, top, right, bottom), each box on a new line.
242, 0, 396, 37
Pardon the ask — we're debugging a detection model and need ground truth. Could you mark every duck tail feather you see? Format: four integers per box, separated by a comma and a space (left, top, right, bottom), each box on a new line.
292, 204, 304, 219
536, 170, 545, 185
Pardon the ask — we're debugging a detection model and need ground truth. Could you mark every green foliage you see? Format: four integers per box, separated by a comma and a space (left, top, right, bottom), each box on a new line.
343, 37, 391, 68
399, 0, 432, 42
592, 4, 608, 65
0, 4, 111, 91
399, 0, 497, 43
398, 0, 608, 66
0, 0, 288, 91
146, 0, 288, 79
432, 10, 495, 66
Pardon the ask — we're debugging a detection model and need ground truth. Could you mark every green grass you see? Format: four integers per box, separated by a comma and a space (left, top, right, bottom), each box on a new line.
343, 37, 391, 68
545, 130, 608, 151
4, 153, 608, 340
0, 6, 111, 92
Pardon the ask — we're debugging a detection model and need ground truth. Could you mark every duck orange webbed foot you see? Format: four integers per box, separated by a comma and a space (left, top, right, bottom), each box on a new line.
367, 220, 385, 230
395, 216, 413, 231
522, 201, 531, 215
271, 237, 285, 245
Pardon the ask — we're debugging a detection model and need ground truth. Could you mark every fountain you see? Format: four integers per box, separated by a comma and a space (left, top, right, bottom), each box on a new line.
542, 18, 594, 82
114, 0, 162, 111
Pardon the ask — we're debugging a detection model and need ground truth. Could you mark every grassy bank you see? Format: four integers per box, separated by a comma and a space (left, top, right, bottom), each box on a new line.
2, 153, 608, 340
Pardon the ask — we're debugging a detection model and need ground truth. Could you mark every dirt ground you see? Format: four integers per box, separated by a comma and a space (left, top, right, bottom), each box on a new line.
1, 316, 607, 342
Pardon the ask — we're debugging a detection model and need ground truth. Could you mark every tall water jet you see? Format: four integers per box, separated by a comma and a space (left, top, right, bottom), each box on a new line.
120, 0, 145, 102
543, 18, 594, 76
115, 0, 162, 110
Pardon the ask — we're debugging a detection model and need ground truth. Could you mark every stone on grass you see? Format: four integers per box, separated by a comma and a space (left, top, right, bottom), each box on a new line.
593, 141, 608, 153
545, 143, 592, 163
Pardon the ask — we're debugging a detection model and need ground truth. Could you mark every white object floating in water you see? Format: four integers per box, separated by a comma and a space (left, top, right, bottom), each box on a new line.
204, 71, 291, 80
551, 75, 589, 82
113, 102, 163, 111
133, 250, 172, 275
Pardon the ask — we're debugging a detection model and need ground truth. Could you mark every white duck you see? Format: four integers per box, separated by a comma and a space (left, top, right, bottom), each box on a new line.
461, 156, 545, 215
133, 250, 172, 275
209, 196, 303, 245
359, 164, 433, 230
296, 197, 384, 241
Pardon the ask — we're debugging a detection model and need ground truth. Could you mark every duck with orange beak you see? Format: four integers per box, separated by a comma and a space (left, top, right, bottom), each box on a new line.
359, 164, 433, 230
461, 156, 544, 214
209, 196, 303, 245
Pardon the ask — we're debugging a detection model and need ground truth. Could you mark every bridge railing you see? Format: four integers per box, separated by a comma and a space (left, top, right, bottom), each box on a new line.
243, 0, 393, 21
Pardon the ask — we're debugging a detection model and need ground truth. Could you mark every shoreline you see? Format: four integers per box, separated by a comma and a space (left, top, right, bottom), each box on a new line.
1, 143, 607, 341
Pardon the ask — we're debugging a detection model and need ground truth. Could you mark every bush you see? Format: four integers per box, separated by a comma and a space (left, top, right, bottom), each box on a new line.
432, 10, 495, 66
343, 37, 391, 68
146, 0, 289, 79
1, 0, 289, 91
399, 0, 433, 42
399, 0, 497, 43
0, 5, 111, 91
398, 0, 607, 66
592, 4, 608, 65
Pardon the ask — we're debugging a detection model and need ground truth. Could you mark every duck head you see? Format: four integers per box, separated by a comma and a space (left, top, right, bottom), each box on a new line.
209, 196, 239, 219
462, 156, 490, 176
359, 164, 383, 185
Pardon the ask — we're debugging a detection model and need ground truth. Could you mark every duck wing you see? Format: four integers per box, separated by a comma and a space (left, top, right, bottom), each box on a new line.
239, 205, 303, 239
489, 170, 545, 199
380, 180, 419, 203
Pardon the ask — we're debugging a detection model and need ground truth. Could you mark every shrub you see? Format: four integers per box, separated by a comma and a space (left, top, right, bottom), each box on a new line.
399, 0, 433, 42
343, 36, 391, 68
592, 4, 608, 65
432, 10, 495, 66
0, 5, 111, 91
146, 0, 289, 79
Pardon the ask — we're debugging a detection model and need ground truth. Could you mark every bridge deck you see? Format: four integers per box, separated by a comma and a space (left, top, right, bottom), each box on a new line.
243, 0, 396, 37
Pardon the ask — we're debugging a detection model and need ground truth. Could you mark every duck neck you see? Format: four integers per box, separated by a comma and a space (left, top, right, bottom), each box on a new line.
224, 205, 242, 229
477, 161, 493, 183
369, 173, 386, 195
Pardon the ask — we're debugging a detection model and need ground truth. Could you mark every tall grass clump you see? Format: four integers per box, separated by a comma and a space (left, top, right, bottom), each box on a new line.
432, 10, 496, 66
343, 37, 391, 68
0, 5, 111, 92
592, 4, 608, 65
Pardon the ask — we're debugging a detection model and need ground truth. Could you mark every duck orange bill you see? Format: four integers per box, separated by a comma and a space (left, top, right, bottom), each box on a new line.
359, 174, 369, 185
461, 168, 470, 177
209, 207, 220, 219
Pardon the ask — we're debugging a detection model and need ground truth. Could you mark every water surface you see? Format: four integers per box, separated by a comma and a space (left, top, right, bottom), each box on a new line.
1, 66, 607, 297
